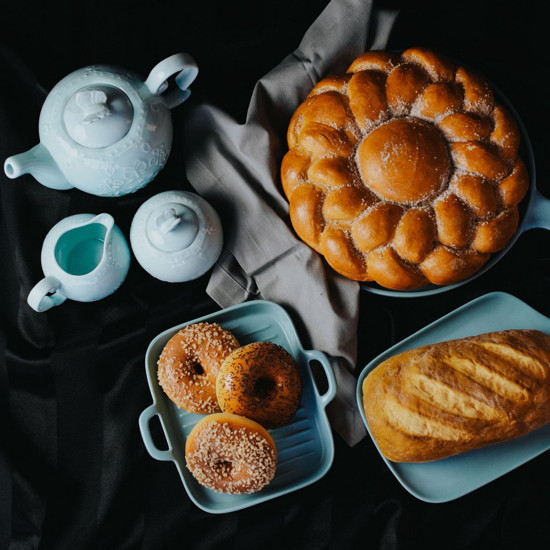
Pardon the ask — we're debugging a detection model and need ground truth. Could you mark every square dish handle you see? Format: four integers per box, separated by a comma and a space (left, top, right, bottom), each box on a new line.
302, 349, 337, 407
138, 404, 174, 462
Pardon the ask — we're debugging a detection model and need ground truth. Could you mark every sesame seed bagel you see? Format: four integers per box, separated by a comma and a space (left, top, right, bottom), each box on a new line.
216, 341, 302, 429
157, 322, 240, 414
185, 412, 277, 494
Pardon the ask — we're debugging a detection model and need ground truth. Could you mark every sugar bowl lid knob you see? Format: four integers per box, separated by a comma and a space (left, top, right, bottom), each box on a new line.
146, 203, 199, 252
130, 190, 223, 283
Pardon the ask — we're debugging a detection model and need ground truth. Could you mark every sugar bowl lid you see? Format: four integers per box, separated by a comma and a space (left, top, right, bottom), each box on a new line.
130, 190, 223, 283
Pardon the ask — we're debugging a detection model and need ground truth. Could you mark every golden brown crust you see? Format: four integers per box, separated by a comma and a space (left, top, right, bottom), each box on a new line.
420, 246, 489, 285
498, 158, 529, 207
366, 246, 427, 289
450, 173, 497, 218
362, 329, 550, 462
281, 47, 529, 290
157, 323, 240, 414
357, 118, 450, 203
455, 65, 494, 116
434, 194, 471, 248
392, 208, 436, 263
472, 208, 519, 253
185, 413, 277, 494
216, 342, 302, 428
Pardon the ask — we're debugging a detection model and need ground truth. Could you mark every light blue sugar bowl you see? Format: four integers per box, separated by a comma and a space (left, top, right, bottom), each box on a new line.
130, 190, 223, 283
4, 53, 198, 197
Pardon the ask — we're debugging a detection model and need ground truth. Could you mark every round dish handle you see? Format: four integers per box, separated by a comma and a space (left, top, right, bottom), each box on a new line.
523, 187, 550, 231
138, 404, 173, 462
303, 349, 337, 407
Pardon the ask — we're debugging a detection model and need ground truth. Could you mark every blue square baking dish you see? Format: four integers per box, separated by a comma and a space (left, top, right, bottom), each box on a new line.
139, 299, 336, 513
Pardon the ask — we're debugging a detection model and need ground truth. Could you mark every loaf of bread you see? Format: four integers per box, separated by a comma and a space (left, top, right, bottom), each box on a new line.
282, 48, 529, 290
362, 329, 550, 462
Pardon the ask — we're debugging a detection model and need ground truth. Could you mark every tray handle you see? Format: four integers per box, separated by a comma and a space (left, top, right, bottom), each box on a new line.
138, 404, 174, 462
303, 349, 336, 407
523, 187, 550, 231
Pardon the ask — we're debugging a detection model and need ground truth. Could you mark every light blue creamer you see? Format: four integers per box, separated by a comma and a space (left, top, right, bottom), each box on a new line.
4, 53, 198, 196
27, 213, 131, 312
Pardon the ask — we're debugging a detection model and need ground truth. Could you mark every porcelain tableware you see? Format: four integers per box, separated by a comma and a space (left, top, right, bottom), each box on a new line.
27, 213, 130, 312
139, 300, 336, 513
4, 53, 198, 197
130, 190, 223, 282
356, 291, 550, 502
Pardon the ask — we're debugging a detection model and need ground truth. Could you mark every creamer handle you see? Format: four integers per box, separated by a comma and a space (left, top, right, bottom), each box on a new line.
27, 276, 67, 312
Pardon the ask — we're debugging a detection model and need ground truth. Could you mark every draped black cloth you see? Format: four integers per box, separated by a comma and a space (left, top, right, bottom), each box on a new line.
1, 1, 550, 548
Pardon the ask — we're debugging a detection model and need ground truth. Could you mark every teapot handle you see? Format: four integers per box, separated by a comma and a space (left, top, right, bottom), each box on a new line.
27, 276, 67, 312
145, 53, 199, 110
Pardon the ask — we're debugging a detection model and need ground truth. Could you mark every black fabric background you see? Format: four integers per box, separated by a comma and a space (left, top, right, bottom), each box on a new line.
1, 1, 550, 548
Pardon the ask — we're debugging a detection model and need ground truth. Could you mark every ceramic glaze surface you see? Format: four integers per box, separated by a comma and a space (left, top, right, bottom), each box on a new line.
4, 53, 198, 197
130, 190, 223, 282
27, 213, 131, 312
356, 292, 550, 503
38, 66, 172, 196
138, 300, 336, 513
63, 84, 134, 148
54, 223, 108, 275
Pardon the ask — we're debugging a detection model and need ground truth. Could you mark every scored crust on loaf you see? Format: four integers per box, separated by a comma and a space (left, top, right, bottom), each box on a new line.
281, 48, 529, 290
362, 329, 550, 462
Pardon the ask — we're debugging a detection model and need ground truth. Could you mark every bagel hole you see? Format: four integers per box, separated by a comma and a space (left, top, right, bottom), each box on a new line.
216, 460, 234, 475
192, 362, 204, 375
254, 377, 276, 398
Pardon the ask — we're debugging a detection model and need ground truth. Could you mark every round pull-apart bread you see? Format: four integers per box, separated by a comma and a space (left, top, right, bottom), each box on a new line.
281, 48, 529, 290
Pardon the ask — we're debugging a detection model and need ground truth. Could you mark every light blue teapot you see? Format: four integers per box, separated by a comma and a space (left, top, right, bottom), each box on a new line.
4, 53, 198, 196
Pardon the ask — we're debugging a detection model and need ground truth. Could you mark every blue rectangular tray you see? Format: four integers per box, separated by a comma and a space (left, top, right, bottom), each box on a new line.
356, 291, 550, 503
139, 300, 336, 513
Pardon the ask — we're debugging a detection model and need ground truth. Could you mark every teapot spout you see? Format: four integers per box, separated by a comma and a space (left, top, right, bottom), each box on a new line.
4, 144, 74, 190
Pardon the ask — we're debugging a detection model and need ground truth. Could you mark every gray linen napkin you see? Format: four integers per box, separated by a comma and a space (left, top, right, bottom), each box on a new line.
182, 0, 398, 445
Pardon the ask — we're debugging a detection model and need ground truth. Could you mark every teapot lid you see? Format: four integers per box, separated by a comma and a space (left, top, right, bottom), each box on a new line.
146, 203, 199, 252
63, 85, 133, 148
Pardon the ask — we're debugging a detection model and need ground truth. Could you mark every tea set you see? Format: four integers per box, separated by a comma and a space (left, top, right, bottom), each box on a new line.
27, 213, 131, 312
4, 53, 224, 312
130, 190, 223, 283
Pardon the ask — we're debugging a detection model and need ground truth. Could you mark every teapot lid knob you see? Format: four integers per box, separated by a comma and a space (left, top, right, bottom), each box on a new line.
146, 203, 199, 252
63, 85, 133, 148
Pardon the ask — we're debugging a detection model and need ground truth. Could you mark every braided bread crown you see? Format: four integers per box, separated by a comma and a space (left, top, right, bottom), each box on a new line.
281, 48, 529, 290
